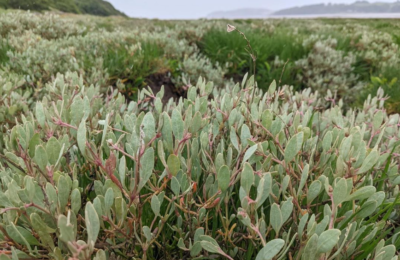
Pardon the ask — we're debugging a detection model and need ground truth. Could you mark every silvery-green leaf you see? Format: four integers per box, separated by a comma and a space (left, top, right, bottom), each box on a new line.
162, 113, 173, 152
83, 96, 90, 121
322, 131, 332, 151
191, 242, 203, 257
139, 148, 154, 191
28, 133, 41, 158
115, 197, 127, 223
178, 238, 188, 250
154, 97, 162, 114
167, 154, 180, 176
230, 127, 239, 151
172, 109, 184, 141
307, 214, 316, 235
24, 176, 35, 201
367, 191, 385, 206
30, 213, 56, 233
70, 97, 84, 125
58, 214, 75, 243
241, 124, 251, 148
307, 180, 322, 204
190, 111, 202, 134
255, 239, 285, 260
242, 72, 248, 88
285, 132, 304, 163
94, 250, 106, 260
93, 197, 103, 223
200, 241, 220, 254
200, 236, 227, 257
143, 226, 152, 242
261, 109, 273, 130
85, 202, 100, 248
359, 150, 379, 174
333, 178, 348, 206
241, 163, 254, 194
298, 213, 309, 240
34, 145, 48, 171
151, 195, 160, 216
6, 223, 40, 249
378, 245, 396, 260
217, 165, 230, 192
58, 176, 71, 211
268, 80, 277, 95
113, 152, 122, 182
46, 183, 57, 214
315, 215, 329, 236
281, 198, 293, 223
30, 214, 55, 250
373, 110, 384, 131
281, 175, 290, 194
77, 119, 86, 155
171, 176, 180, 196
256, 173, 272, 208
243, 144, 258, 162
356, 200, 378, 219
199, 235, 220, 247
142, 112, 156, 144
205, 81, 213, 94
317, 229, 341, 253
298, 164, 309, 196
46, 137, 61, 165
349, 186, 376, 201
301, 234, 318, 260
339, 136, 352, 160
71, 188, 81, 215
270, 203, 283, 233
36, 102, 46, 128
104, 188, 114, 213
215, 153, 225, 172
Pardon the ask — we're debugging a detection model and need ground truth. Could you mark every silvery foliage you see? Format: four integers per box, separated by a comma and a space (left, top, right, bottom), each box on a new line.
0, 71, 399, 259
296, 35, 363, 101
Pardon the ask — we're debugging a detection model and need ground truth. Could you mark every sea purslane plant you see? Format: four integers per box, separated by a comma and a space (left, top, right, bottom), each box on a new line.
0, 71, 400, 259
1, 10, 400, 260
296, 36, 363, 102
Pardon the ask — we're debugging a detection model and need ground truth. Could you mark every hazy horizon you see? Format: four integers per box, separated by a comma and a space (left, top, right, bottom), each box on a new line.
108, 0, 399, 19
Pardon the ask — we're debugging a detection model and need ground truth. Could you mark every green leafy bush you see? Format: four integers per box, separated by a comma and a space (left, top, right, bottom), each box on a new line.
1, 71, 400, 259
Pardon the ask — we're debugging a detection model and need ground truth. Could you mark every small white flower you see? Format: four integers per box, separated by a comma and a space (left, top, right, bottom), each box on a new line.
227, 24, 236, 33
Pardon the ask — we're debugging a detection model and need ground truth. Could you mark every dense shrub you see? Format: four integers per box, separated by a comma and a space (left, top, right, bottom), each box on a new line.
295, 36, 362, 102
1, 11, 400, 260
1, 71, 400, 259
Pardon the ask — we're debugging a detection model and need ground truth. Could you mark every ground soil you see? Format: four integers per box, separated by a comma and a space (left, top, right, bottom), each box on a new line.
146, 73, 183, 103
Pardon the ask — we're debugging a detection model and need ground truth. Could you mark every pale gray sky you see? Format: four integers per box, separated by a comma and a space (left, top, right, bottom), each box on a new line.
108, 0, 397, 19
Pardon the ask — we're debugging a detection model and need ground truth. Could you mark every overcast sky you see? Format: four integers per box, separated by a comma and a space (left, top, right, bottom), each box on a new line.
108, 0, 397, 19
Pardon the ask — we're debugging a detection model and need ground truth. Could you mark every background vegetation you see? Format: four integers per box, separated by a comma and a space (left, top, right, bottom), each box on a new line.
0, 10, 399, 112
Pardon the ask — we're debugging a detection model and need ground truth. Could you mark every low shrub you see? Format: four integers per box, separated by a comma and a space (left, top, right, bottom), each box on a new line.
1, 72, 400, 259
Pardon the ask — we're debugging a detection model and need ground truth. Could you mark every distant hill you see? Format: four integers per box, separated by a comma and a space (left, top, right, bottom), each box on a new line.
0, 0, 125, 16
207, 8, 272, 19
273, 1, 400, 15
